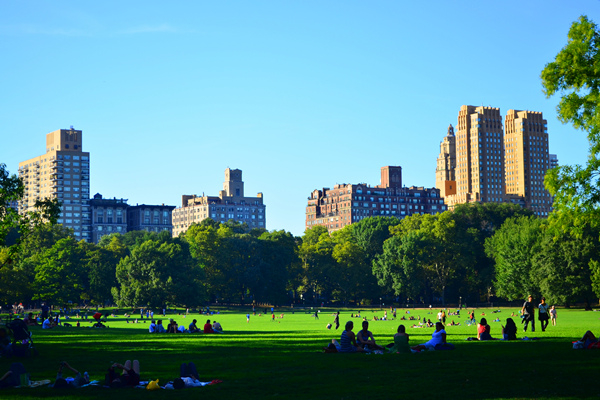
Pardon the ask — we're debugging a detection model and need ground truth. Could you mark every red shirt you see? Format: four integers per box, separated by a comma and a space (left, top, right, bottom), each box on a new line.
204, 323, 214, 333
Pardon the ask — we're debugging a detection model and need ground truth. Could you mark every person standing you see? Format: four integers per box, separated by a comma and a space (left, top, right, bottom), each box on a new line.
334, 311, 340, 330
521, 295, 535, 333
538, 297, 550, 331
550, 305, 557, 326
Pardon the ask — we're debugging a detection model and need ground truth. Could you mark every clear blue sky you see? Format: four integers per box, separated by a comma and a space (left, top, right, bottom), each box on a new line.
1, 1, 597, 236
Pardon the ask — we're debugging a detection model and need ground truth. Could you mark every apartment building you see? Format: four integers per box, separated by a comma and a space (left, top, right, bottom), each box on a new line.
127, 204, 175, 234
306, 166, 446, 233
89, 193, 129, 243
18, 127, 91, 241
504, 110, 552, 216
436, 106, 553, 216
172, 168, 266, 236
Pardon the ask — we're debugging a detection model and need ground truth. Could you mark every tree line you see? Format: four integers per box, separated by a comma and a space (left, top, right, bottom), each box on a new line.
2, 200, 599, 309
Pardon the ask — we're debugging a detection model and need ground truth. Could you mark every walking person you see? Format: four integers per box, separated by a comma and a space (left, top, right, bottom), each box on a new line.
538, 297, 550, 332
521, 295, 535, 333
334, 311, 340, 330
550, 305, 557, 326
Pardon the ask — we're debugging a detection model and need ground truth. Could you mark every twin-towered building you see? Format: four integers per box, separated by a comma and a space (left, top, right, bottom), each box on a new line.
305, 166, 446, 232
436, 105, 554, 217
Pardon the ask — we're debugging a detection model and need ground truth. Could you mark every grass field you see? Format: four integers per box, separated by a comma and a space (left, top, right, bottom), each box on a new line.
1, 306, 600, 399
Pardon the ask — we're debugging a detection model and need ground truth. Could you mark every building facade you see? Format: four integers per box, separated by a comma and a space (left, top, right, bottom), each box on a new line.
172, 168, 266, 237
127, 204, 175, 234
504, 110, 552, 216
436, 106, 553, 216
89, 193, 129, 243
306, 166, 446, 233
18, 127, 91, 241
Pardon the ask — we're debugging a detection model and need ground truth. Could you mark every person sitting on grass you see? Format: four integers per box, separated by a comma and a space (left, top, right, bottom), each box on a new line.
42, 317, 54, 329
412, 322, 447, 351
212, 321, 223, 333
53, 361, 89, 388
203, 319, 214, 333
502, 318, 517, 340
189, 319, 200, 333
579, 331, 599, 348
149, 320, 157, 333
106, 361, 140, 387
387, 324, 411, 354
356, 321, 384, 351
337, 321, 365, 353
156, 319, 166, 333
167, 319, 178, 333
477, 318, 494, 340
24, 313, 38, 326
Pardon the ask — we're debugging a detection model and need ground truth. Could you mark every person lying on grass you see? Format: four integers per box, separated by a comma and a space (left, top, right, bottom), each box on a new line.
387, 324, 411, 354
169, 362, 204, 389
337, 321, 366, 353
412, 322, 447, 351
106, 360, 140, 387
356, 321, 384, 351
53, 361, 89, 388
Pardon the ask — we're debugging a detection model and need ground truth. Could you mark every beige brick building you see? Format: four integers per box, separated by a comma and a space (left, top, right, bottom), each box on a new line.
436, 106, 553, 216
504, 110, 552, 216
18, 127, 91, 241
172, 168, 266, 236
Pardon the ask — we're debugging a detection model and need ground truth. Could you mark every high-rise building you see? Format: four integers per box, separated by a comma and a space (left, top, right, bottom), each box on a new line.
549, 154, 559, 169
504, 110, 552, 216
436, 106, 553, 216
306, 166, 446, 233
435, 124, 456, 198
171, 168, 266, 236
18, 128, 91, 241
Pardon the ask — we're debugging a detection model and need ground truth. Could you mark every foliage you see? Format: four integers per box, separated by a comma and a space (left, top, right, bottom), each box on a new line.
541, 15, 600, 225
486, 216, 545, 300
0, 163, 61, 269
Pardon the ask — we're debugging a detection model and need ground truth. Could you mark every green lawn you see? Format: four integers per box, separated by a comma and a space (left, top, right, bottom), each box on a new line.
1, 306, 600, 399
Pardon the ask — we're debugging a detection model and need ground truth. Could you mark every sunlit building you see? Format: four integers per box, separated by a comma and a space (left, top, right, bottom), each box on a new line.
306, 166, 446, 233
172, 168, 266, 236
18, 127, 91, 241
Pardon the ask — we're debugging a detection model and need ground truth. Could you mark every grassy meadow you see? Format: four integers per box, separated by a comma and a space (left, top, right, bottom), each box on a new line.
1, 306, 600, 399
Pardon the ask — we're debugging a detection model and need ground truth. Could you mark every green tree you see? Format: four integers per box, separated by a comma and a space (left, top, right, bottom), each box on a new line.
32, 237, 87, 305
486, 216, 544, 300
541, 15, 600, 225
114, 238, 204, 308
1, 164, 60, 269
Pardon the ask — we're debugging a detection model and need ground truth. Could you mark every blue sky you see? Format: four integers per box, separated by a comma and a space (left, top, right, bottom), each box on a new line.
1, 1, 597, 236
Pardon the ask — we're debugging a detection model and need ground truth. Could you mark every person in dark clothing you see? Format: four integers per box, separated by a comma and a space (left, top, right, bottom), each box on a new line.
521, 295, 535, 333
502, 318, 517, 340
334, 312, 340, 330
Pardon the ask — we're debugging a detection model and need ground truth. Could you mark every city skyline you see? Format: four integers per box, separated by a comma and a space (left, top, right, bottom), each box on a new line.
1, 1, 596, 236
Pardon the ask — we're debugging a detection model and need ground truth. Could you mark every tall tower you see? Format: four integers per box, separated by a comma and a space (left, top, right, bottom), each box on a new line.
504, 110, 552, 216
223, 168, 244, 198
444, 105, 505, 208
18, 128, 91, 241
435, 124, 456, 198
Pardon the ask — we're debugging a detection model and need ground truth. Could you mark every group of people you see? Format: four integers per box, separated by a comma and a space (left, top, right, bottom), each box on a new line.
0, 360, 211, 390
330, 320, 451, 354
149, 319, 223, 334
